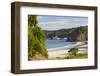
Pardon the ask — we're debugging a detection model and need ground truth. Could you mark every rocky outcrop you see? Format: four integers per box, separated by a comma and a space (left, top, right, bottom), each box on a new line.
67, 26, 88, 41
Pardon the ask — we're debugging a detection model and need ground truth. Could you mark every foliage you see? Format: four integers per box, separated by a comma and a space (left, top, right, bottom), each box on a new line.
28, 15, 38, 27
44, 26, 88, 41
28, 15, 48, 60
66, 53, 88, 59
68, 48, 78, 56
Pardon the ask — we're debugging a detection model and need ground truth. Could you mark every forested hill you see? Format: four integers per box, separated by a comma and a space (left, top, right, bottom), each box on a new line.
43, 26, 88, 41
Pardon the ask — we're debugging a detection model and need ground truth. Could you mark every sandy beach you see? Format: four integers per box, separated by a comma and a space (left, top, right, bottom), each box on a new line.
48, 42, 88, 59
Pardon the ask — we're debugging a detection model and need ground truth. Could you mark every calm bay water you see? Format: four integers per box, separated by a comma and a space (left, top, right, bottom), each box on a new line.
45, 39, 74, 49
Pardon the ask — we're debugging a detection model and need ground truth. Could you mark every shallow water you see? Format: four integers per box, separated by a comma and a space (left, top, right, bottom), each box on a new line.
45, 39, 75, 49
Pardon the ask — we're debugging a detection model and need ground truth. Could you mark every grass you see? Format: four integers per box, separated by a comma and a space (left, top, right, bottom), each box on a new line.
66, 53, 88, 59
48, 52, 88, 60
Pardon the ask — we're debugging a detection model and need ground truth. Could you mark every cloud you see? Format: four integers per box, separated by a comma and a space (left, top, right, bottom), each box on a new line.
38, 16, 88, 30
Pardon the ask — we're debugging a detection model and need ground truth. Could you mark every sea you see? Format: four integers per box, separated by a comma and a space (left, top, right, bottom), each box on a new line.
45, 39, 75, 49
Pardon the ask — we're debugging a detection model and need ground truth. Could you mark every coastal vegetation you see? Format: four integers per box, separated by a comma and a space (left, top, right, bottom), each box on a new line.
66, 52, 88, 59
28, 15, 88, 60
68, 48, 79, 56
44, 26, 88, 41
66, 48, 88, 59
28, 15, 48, 60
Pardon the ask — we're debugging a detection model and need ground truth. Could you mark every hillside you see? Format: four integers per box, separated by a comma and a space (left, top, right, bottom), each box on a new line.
43, 26, 88, 41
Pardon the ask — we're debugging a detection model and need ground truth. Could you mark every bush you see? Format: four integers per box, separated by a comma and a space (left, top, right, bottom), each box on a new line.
68, 48, 78, 56
28, 15, 48, 60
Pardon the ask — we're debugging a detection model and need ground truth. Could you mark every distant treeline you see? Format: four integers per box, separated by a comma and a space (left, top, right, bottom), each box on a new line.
43, 26, 88, 41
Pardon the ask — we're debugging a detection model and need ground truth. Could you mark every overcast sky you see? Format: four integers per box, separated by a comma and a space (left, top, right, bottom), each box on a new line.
37, 16, 88, 31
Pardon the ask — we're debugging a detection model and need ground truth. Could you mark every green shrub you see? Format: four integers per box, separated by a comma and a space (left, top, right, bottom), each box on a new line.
68, 48, 78, 56
28, 15, 48, 60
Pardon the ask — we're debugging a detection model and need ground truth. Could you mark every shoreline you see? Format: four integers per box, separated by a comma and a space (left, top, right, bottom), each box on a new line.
48, 41, 87, 51
48, 42, 88, 59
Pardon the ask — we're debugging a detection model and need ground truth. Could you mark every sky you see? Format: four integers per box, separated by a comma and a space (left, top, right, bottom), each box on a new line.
37, 16, 88, 31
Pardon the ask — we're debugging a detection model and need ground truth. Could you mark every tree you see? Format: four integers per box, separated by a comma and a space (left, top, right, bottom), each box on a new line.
28, 15, 48, 60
